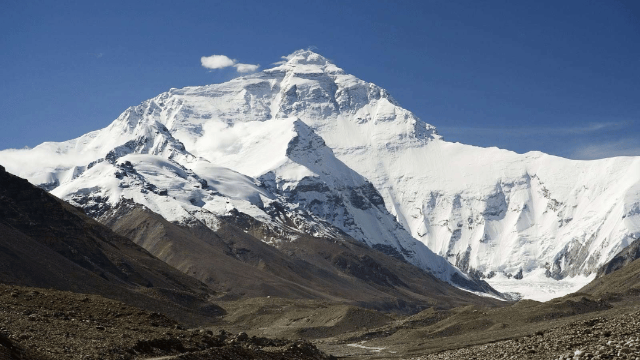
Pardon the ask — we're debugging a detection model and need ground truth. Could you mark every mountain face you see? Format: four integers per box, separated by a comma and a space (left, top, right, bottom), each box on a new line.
0, 82, 477, 291
16, 116, 468, 286
2, 50, 638, 298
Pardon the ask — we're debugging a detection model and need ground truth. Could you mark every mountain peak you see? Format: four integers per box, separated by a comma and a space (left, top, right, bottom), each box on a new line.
267, 49, 344, 75
283, 49, 331, 66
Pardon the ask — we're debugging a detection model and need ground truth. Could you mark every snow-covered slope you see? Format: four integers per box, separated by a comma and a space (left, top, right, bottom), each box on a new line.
0, 107, 479, 290
2, 49, 638, 299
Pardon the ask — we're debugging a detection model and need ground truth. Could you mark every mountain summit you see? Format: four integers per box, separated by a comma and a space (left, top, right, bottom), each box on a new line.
2, 50, 639, 299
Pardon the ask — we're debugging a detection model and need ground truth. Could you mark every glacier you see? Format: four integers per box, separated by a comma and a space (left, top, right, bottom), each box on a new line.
2, 49, 639, 299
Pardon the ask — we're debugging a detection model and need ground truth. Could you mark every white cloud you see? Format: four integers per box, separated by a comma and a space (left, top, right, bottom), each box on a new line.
201, 55, 236, 70
570, 139, 640, 160
200, 54, 260, 73
234, 63, 260, 73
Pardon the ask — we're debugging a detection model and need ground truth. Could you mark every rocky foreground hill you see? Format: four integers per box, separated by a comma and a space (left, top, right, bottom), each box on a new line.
424, 311, 640, 360
0, 284, 333, 360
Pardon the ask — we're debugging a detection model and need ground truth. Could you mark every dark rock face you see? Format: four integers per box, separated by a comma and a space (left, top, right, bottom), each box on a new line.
514, 268, 524, 280
359, 182, 386, 208
348, 182, 385, 211
68, 193, 112, 218
289, 177, 332, 195
597, 236, 640, 277
104, 123, 190, 165
454, 246, 471, 272
371, 244, 406, 262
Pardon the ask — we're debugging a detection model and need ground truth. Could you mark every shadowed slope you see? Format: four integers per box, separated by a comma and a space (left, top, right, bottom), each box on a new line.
100, 201, 504, 313
596, 237, 640, 277
580, 253, 640, 299
0, 165, 220, 325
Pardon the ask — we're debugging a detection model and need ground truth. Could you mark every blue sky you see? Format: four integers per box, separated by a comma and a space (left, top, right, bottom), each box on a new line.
1, 0, 639, 159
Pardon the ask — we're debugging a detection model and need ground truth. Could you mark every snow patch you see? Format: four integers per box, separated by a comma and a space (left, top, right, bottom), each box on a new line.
485, 268, 595, 302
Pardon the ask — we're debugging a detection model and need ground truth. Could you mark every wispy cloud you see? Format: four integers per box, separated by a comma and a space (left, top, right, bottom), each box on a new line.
565, 121, 631, 134
570, 139, 640, 160
437, 120, 638, 159
438, 121, 632, 137
200, 54, 260, 73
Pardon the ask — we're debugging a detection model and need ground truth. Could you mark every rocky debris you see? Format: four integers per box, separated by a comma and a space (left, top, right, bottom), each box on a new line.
0, 331, 45, 360
420, 310, 640, 359
173, 338, 335, 360
0, 284, 334, 360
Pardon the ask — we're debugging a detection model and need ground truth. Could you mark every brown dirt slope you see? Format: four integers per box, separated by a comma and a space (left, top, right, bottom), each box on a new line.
101, 202, 505, 313
0, 165, 220, 326
300, 294, 618, 358
581, 255, 640, 300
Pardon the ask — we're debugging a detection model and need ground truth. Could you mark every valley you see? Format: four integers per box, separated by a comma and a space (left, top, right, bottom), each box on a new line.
1, 50, 640, 359
3, 280, 640, 359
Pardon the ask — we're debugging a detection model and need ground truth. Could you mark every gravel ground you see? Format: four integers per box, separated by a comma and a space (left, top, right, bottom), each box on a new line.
420, 310, 640, 359
3, 282, 640, 360
0, 285, 335, 360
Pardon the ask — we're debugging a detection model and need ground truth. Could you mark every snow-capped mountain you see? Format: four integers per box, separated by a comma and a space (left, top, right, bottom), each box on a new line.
0, 70, 480, 291
2, 49, 638, 299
